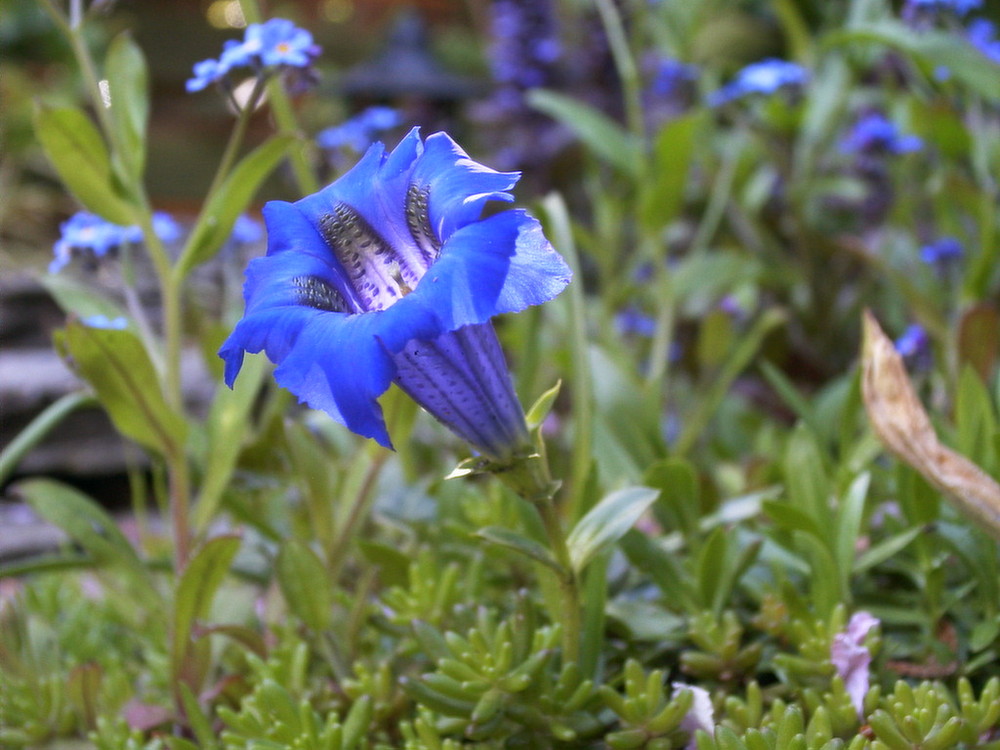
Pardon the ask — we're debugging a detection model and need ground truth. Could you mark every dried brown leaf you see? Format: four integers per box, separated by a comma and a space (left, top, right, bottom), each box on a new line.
861, 310, 1000, 540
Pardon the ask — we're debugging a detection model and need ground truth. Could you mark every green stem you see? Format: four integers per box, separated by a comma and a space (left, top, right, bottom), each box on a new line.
205, 77, 267, 201
592, 0, 645, 144
238, 0, 318, 195
326, 451, 389, 584
535, 496, 582, 664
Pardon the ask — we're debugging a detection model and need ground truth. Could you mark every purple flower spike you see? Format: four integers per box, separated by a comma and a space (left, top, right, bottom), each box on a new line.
220, 128, 572, 459
831, 611, 879, 717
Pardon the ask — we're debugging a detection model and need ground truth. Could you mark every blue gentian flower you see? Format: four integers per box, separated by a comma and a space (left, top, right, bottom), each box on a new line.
895, 324, 932, 371
186, 18, 320, 94
220, 128, 572, 458
709, 58, 808, 106
840, 113, 923, 156
920, 236, 964, 269
317, 106, 403, 153
50, 211, 182, 273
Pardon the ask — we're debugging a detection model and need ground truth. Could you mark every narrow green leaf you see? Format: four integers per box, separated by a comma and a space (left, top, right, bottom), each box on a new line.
194, 353, 270, 530
0, 392, 95, 486
56, 319, 186, 455
783, 424, 830, 527
16, 478, 152, 589
852, 526, 922, 575
105, 32, 149, 184
527, 89, 642, 176
475, 526, 562, 573
619, 529, 699, 612
835, 472, 869, 593
33, 104, 135, 225
525, 380, 562, 431
357, 540, 411, 589
177, 135, 295, 276
172, 535, 241, 673
275, 540, 333, 632
566, 486, 660, 574
640, 110, 705, 229
40, 274, 128, 319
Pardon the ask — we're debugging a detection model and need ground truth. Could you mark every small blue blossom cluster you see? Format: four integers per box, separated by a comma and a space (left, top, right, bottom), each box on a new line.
709, 58, 808, 106
966, 18, 1000, 63
840, 112, 923, 156
920, 236, 964, 272
50, 211, 181, 274
644, 57, 700, 120
490, 0, 561, 94
903, 0, 982, 21
229, 214, 264, 246
186, 18, 320, 93
316, 106, 403, 154
81, 314, 129, 330
894, 324, 932, 371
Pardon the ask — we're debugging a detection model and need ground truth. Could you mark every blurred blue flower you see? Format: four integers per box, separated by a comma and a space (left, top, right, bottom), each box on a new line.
230, 214, 264, 245
50, 211, 183, 273
709, 58, 808, 106
840, 112, 923, 156
615, 307, 656, 337
490, 0, 561, 91
904, 0, 982, 18
649, 58, 699, 98
894, 324, 932, 371
920, 236, 964, 270
967, 19, 1000, 63
316, 106, 403, 153
220, 128, 572, 457
186, 18, 320, 93
82, 314, 129, 330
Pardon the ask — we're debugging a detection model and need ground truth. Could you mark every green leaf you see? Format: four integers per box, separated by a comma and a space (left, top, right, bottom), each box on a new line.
171, 535, 241, 685
105, 32, 149, 185
275, 540, 333, 632
619, 529, 699, 612
357, 540, 411, 589
525, 380, 561, 431
643, 457, 700, 540
0, 392, 95, 486
566, 486, 660, 574
527, 89, 642, 176
475, 526, 562, 573
955, 364, 998, 475
34, 104, 135, 225
177, 135, 295, 276
640, 109, 705, 229
55, 319, 186, 455
782, 424, 830, 526
853, 526, 922, 575
835, 472, 869, 595
824, 21, 1000, 99
194, 353, 270, 530
16, 478, 154, 593
40, 273, 129, 320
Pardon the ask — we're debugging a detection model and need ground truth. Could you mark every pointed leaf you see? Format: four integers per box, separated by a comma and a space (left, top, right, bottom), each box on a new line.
275, 539, 333, 632
476, 526, 562, 573
105, 32, 149, 184
171, 535, 241, 676
566, 486, 660, 574
177, 135, 295, 276
34, 104, 136, 225
16, 478, 152, 591
640, 109, 705, 229
55, 319, 186, 455
527, 89, 642, 176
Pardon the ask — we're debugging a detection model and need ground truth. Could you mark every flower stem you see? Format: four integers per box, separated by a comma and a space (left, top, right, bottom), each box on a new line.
238, 0, 319, 196
535, 494, 582, 665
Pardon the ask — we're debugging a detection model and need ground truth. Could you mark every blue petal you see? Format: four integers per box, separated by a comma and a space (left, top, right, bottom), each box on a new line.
272, 312, 397, 448
373, 210, 571, 354
414, 132, 519, 241
219, 305, 325, 386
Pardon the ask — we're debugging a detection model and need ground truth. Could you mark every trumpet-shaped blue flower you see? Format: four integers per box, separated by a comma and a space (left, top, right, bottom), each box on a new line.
220, 128, 572, 458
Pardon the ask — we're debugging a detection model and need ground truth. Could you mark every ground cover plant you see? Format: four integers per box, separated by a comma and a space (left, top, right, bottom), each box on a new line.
5, 0, 1000, 747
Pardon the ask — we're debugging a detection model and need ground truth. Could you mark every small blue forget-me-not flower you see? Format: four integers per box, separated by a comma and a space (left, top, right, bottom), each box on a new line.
709, 58, 808, 106
186, 18, 320, 93
219, 128, 572, 459
840, 112, 923, 156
